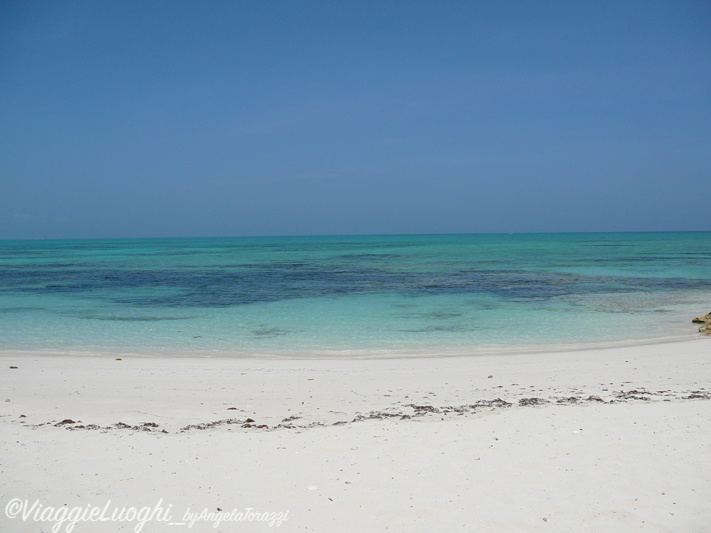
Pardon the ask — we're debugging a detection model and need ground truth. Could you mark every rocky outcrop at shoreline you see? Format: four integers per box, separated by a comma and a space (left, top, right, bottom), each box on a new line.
692, 312, 711, 334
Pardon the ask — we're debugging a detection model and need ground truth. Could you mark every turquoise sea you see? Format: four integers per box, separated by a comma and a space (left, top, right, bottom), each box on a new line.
0, 233, 710, 357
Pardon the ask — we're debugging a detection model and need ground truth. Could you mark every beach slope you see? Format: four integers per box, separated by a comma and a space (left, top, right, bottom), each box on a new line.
1, 339, 710, 532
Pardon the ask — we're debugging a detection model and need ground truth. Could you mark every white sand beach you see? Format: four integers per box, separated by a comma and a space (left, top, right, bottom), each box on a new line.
1, 339, 710, 532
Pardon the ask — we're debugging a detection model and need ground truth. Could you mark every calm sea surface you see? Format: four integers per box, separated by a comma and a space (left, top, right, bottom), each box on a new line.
1, 233, 710, 357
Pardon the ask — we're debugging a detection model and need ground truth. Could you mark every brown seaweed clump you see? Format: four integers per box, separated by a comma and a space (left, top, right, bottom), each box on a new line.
692, 312, 711, 335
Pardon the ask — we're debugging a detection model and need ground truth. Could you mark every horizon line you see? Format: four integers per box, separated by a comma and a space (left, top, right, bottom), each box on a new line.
2, 229, 710, 243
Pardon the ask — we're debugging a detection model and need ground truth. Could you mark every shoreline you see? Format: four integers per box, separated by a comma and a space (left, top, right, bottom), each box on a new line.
2, 338, 710, 531
0, 330, 702, 360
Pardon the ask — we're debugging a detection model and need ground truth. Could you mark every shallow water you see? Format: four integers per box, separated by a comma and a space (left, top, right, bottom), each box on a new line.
1, 233, 709, 356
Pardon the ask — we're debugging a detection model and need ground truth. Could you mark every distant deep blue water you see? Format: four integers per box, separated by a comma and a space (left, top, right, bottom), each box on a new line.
1, 233, 710, 357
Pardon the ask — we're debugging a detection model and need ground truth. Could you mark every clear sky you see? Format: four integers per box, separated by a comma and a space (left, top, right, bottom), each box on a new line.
1, 1, 710, 239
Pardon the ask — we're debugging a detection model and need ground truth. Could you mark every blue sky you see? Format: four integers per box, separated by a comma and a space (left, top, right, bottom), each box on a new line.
1, 1, 710, 239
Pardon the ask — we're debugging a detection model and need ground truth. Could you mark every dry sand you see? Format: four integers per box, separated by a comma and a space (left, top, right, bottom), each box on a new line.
1, 339, 710, 532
